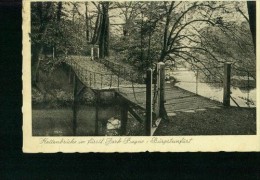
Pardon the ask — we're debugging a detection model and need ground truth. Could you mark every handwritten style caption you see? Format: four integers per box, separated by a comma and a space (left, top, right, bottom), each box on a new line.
39, 137, 193, 146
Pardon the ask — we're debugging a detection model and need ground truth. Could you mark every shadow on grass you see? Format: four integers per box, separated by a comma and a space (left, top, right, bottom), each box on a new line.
154, 107, 256, 136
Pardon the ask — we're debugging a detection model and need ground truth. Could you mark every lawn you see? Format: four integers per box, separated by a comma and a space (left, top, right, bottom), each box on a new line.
154, 107, 256, 135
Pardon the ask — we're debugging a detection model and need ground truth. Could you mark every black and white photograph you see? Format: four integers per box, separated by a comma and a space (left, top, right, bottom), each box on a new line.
22, 0, 259, 152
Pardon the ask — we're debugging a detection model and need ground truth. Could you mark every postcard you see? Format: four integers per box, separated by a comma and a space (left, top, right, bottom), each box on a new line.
23, 0, 260, 152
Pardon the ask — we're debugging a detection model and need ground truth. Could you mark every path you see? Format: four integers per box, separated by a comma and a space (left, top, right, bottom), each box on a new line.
65, 55, 228, 136
66, 56, 221, 111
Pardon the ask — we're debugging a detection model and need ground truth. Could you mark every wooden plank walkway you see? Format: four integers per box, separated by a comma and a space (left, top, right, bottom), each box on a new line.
116, 83, 222, 116
164, 84, 223, 114
66, 56, 222, 115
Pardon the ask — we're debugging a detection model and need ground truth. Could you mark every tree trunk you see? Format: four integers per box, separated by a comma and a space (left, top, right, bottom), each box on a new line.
85, 2, 90, 42
32, 23, 49, 85
32, 45, 43, 85
92, 12, 101, 45
104, 13, 110, 57
247, 1, 256, 53
99, 2, 110, 58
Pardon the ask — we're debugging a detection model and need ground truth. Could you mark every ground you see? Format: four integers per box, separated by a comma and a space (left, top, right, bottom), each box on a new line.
154, 107, 256, 135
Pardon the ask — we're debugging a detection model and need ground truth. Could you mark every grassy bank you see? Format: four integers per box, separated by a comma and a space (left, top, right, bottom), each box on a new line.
32, 62, 100, 108
154, 107, 256, 135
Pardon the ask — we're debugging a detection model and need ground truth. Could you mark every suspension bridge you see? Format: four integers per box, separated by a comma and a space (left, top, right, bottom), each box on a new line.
64, 54, 256, 136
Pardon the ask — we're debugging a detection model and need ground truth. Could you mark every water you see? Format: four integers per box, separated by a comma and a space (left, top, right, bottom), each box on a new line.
32, 105, 120, 136
167, 69, 256, 107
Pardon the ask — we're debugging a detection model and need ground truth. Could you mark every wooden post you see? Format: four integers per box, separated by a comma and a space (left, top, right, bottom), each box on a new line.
196, 69, 199, 95
94, 72, 96, 88
223, 63, 231, 106
52, 47, 55, 61
97, 47, 99, 60
247, 71, 250, 105
117, 74, 120, 89
158, 62, 165, 117
89, 72, 92, 87
101, 74, 103, 89
95, 91, 100, 135
120, 102, 128, 135
91, 47, 94, 60
69, 66, 72, 84
72, 73, 78, 135
153, 64, 160, 116
110, 74, 112, 87
146, 68, 152, 136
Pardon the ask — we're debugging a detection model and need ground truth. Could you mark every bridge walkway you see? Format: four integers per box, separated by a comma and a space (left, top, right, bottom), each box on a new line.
65, 55, 223, 135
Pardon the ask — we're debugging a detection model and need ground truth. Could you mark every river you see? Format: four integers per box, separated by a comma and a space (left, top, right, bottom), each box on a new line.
32, 105, 120, 136
167, 68, 256, 107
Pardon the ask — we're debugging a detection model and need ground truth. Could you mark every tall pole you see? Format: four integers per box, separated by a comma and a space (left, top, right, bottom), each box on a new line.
120, 103, 128, 135
158, 62, 165, 117
91, 47, 94, 60
223, 63, 231, 106
73, 73, 78, 135
140, 11, 144, 71
146, 68, 152, 136
95, 91, 100, 135
196, 69, 199, 95
85, 2, 90, 42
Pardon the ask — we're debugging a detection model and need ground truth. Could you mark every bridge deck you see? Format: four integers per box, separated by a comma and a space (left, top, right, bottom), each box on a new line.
164, 84, 222, 114
66, 56, 222, 117
116, 83, 222, 115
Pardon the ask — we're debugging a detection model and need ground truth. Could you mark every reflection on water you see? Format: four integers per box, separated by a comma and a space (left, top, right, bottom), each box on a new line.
167, 69, 256, 107
77, 105, 120, 136
32, 105, 120, 136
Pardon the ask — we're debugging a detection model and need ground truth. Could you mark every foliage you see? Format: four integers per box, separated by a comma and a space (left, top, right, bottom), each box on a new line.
196, 21, 255, 80
31, 2, 91, 77
110, 1, 255, 78
31, 1, 255, 81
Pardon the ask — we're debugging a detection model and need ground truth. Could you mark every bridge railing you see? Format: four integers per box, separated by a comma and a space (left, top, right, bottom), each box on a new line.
166, 65, 224, 92
65, 57, 144, 90
101, 58, 144, 84
166, 63, 256, 107
230, 66, 256, 107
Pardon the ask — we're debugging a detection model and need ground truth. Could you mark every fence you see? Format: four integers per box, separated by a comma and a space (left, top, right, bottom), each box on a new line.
166, 63, 256, 108
230, 65, 256, 107
66, 57, 137, 89
166, 65, 223, 92
100, 58, 144, 84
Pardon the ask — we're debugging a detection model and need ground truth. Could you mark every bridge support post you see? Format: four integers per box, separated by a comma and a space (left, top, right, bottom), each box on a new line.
223, 62, 231, 106
120, 102, 128, 135
97, 47, 99, 60
158, 62, 165, 117
91, 47, 94, 60
69, 66, 72, 84
95, 91, 100, 136
146, 68, 152, 136
72, 73, 78, 135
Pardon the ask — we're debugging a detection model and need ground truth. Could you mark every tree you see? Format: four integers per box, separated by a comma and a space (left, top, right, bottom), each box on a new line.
110, 2, 229, 70
31, 2, 54, 85
99, 2, 110, 58
31, 2, 92, 85
247, 1, 256, 52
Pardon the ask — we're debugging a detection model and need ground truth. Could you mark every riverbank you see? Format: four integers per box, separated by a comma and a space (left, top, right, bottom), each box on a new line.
154, 106, 256, 135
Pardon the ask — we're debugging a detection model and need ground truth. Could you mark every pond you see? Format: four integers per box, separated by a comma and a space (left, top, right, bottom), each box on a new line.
167, 68, 256, 107
32, 105, 120, 136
